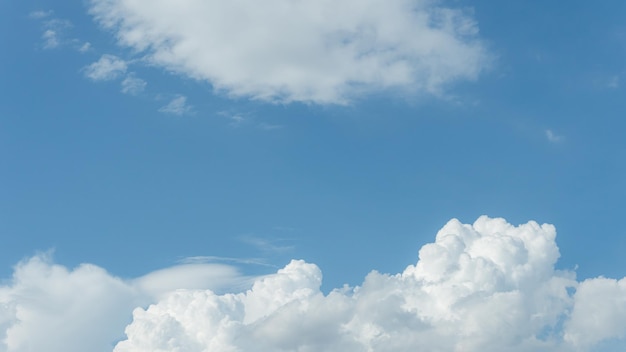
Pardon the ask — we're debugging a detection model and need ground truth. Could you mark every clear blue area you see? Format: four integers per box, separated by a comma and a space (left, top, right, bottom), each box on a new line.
1, 0, 626, 291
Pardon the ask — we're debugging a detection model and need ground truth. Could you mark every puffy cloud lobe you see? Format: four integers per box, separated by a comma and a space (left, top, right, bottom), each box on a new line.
564, 277, 626, 348
88, 0, 491, 104
0, 255, 137, 352
0, 256, 250, 352
113, 216, 626, 351
3, 217, 626, 351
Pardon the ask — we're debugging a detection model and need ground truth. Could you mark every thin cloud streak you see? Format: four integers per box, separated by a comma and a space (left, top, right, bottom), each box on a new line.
158, 95, 193, 116
546, 129, 564, 143
239, 234, 295, 253
179, 256, 278, 268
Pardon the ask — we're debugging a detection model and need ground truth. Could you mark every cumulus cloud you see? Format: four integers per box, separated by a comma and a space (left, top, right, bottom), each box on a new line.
87, 0, 491, 104
158, 95, 193, 115
84, 54, 128, 81
3, 217, 626, 352
113, 217, 626, 352
0, 255, 250, 352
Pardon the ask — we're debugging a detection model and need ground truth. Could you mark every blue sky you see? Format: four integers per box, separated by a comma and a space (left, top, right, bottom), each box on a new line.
2, 1, 626, 351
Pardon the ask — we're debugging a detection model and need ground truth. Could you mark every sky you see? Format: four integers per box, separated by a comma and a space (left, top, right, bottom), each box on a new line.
1, 0, 626, 351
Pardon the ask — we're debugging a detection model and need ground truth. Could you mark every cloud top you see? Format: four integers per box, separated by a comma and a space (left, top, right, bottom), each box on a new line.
112, 216, 626, 351
88, 0, 491, 104
3, 217, 626, 351
0, 256, 250, 352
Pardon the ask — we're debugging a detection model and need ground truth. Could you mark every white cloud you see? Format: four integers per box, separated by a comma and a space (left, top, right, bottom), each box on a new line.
546, 129, 565, 143
78, 42, 92, 53
158, 95, 193, 115
226, 113, 247, 127
31, 16, 73, 50
41, 30, 60, 49
4, 217, 626, 352
218, 111, 282, 130
179, 256, 276, 268
28, 10, 53, 20
84, 54, 128, 81
88, 0, 491, 104
0, 254, 250, 352
0, 255, 137, 352
120, 74, 147, 95
112, 216, 626, 351
239, 234, 294, 253
134, 264, 253, 298
608, 75, 620, 89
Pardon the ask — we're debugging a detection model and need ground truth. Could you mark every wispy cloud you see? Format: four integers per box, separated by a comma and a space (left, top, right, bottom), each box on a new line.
159, 95, 193, 116
28, 10, 53, 20
179, 256, 277, 268
258, 122, 283, 131
121, 74, 147, 95
83, 54, 128, 81
41, 29, 60, 49
239, 235, 294, 253
30, 12, 72, 50
78, 42, 92, 53
545, 129, 565, 143
227, 113, 246, 127
608, 75, 620, 89
218, 111, 284, 130
218, 111, 250, 127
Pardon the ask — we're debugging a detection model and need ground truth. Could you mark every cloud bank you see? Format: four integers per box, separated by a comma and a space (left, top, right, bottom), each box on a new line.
0, 256, 251, 352
113, 217, 626, 352
2, 217, 626, 351
87, 0, 490, 104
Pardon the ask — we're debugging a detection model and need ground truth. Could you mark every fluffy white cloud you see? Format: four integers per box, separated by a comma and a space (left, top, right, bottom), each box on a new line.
84, 55, 128, 81
564, 277, 626, 348
112, 216, 626, 351
0, 255, 250, 352
88, 0, 491, 104
3, 217, 626, 352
